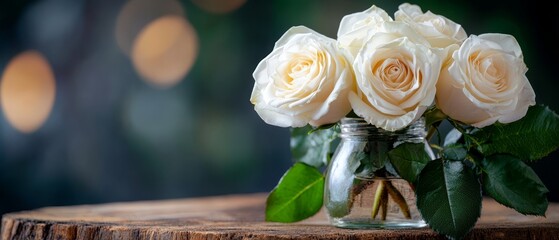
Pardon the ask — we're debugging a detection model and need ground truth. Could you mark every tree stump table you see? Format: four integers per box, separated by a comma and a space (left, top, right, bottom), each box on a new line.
1, 193, 558, 240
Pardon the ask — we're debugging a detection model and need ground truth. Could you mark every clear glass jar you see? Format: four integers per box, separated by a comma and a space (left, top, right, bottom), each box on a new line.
324, 117, 432, 229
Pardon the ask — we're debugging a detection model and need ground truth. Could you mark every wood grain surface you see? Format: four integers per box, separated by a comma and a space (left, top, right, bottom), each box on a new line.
2, 193, 558, 240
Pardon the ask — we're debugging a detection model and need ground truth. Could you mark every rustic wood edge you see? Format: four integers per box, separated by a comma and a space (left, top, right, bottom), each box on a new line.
2, 193, 559, 240
3, 217, 559, 240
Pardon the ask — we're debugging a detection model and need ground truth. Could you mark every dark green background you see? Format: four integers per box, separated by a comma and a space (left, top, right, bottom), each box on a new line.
0, 0, 557, 216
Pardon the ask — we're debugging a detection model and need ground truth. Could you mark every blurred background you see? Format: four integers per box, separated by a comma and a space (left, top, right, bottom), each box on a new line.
0, 0, 557, 216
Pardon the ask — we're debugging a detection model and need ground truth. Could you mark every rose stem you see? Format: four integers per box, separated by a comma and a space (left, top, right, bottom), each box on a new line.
384, 181, 411, 219
380, 185, 388, 221
371, 180, 385, 219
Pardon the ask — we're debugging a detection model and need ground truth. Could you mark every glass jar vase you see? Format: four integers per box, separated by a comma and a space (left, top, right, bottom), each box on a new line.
324, 117, 432, 229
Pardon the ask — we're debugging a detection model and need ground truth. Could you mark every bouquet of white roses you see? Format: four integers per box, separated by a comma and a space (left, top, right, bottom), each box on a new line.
250, 3, 559, 239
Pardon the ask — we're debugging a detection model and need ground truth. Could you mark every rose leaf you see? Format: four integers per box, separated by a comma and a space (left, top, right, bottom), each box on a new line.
424, 107, 447, 127
416, 159, 482, 239
387, 142, 431, 183
291, 125, 338, 168
467, 105, 559, 161
266, 162, 324, 222
481, 154, 548, 216
442, 144, 468, 161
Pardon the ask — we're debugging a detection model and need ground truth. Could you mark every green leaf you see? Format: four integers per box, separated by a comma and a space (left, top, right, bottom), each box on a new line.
442, 144, 467, 161
353, 140, 393, 178
424, 107, 447, 127
482, 154, 548, 216
266, 162, 324, 222
387, 143, 430, 183
468, 105, 559, 161
290, 125, 338, 168
416, 159, 482, 239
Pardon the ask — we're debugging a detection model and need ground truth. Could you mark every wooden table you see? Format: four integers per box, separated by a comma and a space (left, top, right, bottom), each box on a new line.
1, 193, 558, 240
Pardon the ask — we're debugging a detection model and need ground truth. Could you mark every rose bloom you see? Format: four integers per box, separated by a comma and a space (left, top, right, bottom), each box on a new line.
337, 5, 392, 58
250, 26, 354, 127
436, 34, 536, 128
349, 21, 442, 131
395, 3, 467, 49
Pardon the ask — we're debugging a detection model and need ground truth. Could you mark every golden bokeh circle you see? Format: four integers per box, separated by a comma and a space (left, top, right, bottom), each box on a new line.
1, 51, 56, 133
131, 15, 198, 88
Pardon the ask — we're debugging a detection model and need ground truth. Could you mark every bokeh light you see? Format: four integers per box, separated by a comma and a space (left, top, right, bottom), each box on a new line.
115, 0, 185, 56
131, 15, 198, 88
191, 0, 247, 14
0, 50, 56, 133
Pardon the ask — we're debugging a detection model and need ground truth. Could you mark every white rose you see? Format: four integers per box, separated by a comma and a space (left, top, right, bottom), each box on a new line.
250, 26, 354, 127
436, 34, 536, 128
395, 3, 467, 49
349, 22, 442, 131
337, 5, 392, 58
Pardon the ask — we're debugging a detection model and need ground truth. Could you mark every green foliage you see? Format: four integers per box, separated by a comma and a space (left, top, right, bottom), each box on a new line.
416, 159, 482, 239
266, 162, 324, 222
482, 154, 548, 216
424, 107, 447, 126
387, 143, 430, 183
290, 125, 338, 168
442, 144, 468, 161
354, 141, 391, 177
468, 105, 559, 161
